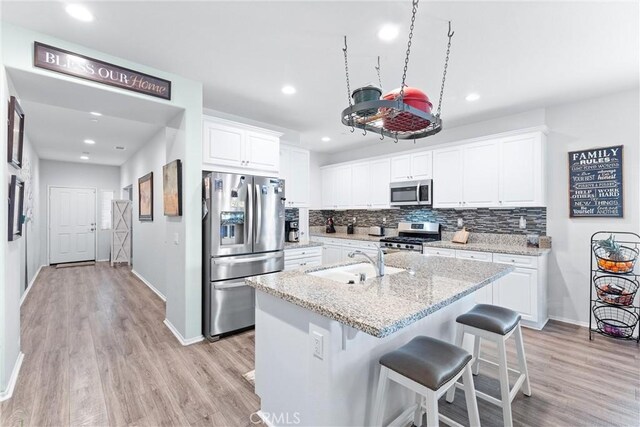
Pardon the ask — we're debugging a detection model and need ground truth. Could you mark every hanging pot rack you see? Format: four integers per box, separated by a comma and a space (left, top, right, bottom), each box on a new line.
340, 0, 454, 141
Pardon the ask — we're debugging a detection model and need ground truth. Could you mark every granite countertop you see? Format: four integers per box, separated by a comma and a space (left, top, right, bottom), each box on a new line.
284, 241, 324, 250
422, 240, 551, 257
246, 252, 513, 338
310, 232, 385, 243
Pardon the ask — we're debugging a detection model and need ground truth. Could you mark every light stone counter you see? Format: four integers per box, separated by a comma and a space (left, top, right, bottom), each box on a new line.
423, 240, 551, 256
284, 241, 323, 250
246, 252, 513, 338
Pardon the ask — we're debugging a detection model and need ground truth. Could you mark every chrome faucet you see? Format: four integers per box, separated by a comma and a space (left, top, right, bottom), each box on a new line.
348, 247, 386, 277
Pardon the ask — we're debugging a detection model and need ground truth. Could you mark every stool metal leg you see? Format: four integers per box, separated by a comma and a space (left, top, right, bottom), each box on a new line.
373, 366, 389, 427
424, 390, 439, 427
471, 336, 481, 376
514, 324, 532, 397
497, 338, 513, 427
462, 365, 481, 427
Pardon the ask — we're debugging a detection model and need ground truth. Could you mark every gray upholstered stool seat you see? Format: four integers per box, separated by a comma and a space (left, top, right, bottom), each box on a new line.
456, 303, 521, 335
379, 336, 472, 391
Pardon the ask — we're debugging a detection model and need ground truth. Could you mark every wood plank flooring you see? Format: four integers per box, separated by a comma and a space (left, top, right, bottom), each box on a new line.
1, 262, 638, 426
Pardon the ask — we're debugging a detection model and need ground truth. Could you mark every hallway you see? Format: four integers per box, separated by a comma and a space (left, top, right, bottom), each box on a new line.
0, 263, 258, 426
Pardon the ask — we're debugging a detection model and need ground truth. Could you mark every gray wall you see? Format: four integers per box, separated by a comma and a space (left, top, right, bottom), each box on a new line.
39, 160, 121, 264
120, 128, 167, 298
545, 89, 639, 325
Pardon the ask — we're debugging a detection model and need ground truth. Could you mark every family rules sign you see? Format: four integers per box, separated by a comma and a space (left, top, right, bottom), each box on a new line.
34, 42, 171, 100
569, 145, 623, 218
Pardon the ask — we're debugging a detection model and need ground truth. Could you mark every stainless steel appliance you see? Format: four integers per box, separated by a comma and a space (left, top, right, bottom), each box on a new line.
203, 172, 285, 340
368, 226, 385, 237
390, 179, 432, 206
285, 220, 299, 242
379, 222, 441, 252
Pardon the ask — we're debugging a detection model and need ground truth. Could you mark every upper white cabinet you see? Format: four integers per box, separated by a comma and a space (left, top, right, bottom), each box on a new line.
432, 147, 463, 208
280, 145, 310, 208
203, 116, 281, 174
498, 132, 545, 207
322, 158, 391, 210
390, 151, 433, 182
433, 130, 546, 208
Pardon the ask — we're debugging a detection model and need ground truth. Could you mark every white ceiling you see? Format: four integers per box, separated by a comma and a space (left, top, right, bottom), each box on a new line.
6, 68, 181, 165
2, 1, 638, 154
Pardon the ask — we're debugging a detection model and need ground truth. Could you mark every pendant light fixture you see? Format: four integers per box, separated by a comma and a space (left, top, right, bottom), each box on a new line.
341, 0, 454, 142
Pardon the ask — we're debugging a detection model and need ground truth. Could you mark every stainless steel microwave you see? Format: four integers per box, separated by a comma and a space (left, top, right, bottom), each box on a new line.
390, 180, 432, 206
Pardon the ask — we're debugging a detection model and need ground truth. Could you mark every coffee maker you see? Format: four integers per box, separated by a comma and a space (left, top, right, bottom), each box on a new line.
285, 220, 300, 242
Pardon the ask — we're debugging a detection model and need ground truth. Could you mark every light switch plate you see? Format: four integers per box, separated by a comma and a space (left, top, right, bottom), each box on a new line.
312, 331, 324, 359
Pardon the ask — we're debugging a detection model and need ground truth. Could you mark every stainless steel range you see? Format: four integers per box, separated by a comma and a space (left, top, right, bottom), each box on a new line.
380, 222, 441, 252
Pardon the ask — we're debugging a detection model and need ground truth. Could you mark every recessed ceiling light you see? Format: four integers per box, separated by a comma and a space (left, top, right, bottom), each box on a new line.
65, 4, 94, 22
115, 146, 126, 150
84, 139, 95, 144
80, 155, 89, 160
321, 137, 331, 142
90, 118, 98, 123
281, 85, 296, 95
90, 111, 102, 116
378, 24, 399, 42
465, 93, 480, 102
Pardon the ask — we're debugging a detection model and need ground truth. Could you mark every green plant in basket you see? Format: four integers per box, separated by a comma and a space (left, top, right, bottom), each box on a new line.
596, 234, 635, 273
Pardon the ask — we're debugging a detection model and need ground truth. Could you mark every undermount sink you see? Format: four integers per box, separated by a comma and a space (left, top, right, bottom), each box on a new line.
308, 263, 405, 284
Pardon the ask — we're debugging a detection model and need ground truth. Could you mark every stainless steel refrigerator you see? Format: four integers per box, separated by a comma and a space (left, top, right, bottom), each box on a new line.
203, 172, 285, 341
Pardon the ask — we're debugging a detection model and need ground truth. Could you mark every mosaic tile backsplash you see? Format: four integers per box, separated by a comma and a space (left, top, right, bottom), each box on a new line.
285, 208, 299, 221
309, 207, 546, 235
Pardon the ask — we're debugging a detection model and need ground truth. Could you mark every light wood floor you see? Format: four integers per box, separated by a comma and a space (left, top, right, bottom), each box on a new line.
1, 262, 639, 426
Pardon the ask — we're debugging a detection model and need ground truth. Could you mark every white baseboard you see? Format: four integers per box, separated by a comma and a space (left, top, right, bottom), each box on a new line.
0, 352, 24, 402
254, 410, 276, 427
20, 265, 45, 307
548, 315, 590, 328
131, 269, 166, 302
96, 258, 109, 262
163, 318, 204, 346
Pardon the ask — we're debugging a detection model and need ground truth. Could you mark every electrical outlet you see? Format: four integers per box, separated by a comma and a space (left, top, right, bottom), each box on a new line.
312, 331, 324, 359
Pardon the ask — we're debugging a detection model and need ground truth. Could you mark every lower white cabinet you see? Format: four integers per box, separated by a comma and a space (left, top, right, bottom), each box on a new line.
313, 237, 380, 264
422, 246, 548, 329
284, 246, 322, 271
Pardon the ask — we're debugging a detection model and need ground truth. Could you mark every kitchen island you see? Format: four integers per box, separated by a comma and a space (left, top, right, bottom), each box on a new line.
246, 253, 512, 427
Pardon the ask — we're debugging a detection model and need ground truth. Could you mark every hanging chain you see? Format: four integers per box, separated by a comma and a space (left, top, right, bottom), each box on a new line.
375, 56, 383, 89
399, 0, 419, 100
342, 36, 352, 107
436, 21, 454, 117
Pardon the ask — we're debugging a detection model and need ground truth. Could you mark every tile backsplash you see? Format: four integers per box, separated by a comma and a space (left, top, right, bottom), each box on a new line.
285, 208, 299, 221
309, 207, 546, 235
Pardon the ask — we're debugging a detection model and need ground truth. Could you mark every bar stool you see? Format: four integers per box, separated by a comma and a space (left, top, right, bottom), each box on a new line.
445, 304, 531, 427
372, 336, 481, 427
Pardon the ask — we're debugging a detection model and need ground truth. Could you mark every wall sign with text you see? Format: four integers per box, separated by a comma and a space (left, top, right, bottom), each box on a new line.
568, 145, 623, 218
34, 42, 171, 100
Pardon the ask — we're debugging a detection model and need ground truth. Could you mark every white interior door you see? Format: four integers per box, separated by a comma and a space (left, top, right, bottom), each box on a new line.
50, 187, 96, 264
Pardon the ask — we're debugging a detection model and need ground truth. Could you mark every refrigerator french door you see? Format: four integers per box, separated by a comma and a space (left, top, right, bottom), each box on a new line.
203, 172, 285, 341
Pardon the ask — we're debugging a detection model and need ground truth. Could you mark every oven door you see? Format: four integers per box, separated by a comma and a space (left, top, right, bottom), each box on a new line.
390, 182, 419, 206
417, 180, 432, 205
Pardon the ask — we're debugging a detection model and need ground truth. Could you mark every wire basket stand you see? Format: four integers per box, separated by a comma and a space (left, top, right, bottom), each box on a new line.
589, 231, 640, 342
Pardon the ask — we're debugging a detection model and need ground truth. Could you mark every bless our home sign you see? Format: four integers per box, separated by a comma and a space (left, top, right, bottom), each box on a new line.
569, 145, 623, 218
33, 42, 171, 100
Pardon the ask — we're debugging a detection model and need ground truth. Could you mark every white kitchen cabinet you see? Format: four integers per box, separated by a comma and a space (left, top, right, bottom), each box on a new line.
423, 247, 456, 257
350, 158, 391, 209
314, 237, 380, 264
432, 147, 464, 208
462, 141, 499, 207
350, 162, 371, 209
493, 267, 538, 321
321, 167, 337, 209
280, 145, 310, 208
390, 151, 433, 182
203, 116, 281, 174
334, 165, 352, 209
498, 132, 545, 207
322, 245, 344, 264
284, 246, 322, 270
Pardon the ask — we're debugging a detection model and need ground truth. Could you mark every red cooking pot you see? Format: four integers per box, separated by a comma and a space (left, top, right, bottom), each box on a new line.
382, 86, 432, 132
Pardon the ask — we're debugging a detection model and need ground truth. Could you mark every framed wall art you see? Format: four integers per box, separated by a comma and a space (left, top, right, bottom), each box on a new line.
138, 172, 154, 221
7, 96, 25, 169
569, 145, 623, 218
163, 159, 182, 216
8, 175, 24, 241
